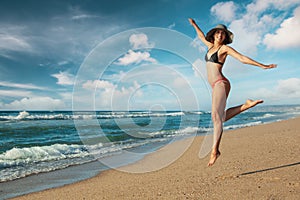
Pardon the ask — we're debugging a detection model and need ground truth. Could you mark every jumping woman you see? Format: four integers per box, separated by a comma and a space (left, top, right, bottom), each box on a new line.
189, 18, 277, 166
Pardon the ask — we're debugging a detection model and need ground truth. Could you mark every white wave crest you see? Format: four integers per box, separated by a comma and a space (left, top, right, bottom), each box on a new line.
253, 113, 275, 120
224, 121, 262, 130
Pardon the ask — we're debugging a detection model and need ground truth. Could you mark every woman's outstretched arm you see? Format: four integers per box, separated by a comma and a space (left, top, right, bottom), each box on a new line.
188, 18, 212, 48
225, 45, 277, 69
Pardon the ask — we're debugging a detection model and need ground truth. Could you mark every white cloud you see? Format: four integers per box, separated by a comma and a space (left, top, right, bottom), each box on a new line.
192, 58, 207, 79
210, 1, 238, 23
113, 33, 157, 66
115, 50, 157, 66
229, 19, 261, 55
51, 71, 75, 85
110, 71, 127, 81
246, 0, 300, 14
82, 80, 116, 91
168, 23, 176, 29
173, 77, 185, 88
0, 97, 66, 110
0, 34, 30, 50
246, 0, 270, 13
57, 60, 69, 66
276, 78, 300, 97
81, 80, 142, 110
253, 78, 300, 101
71, 14, 98, 20
0, 30, 33, 53
0, 90, 32, 97
129, 33, 154, 49
59, 91, 72, 101
68, 5, 100, 21
263, 6, 300, 49
0, 81, 47, 90
80, 79, 143, 109
190, 38, 206, 53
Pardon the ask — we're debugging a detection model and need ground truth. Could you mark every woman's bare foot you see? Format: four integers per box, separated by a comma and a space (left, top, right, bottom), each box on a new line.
207, 150, 221, 167
242, 99, 263, 111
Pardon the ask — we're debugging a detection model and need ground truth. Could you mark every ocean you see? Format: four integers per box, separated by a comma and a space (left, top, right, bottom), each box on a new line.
0, 104, 300, 198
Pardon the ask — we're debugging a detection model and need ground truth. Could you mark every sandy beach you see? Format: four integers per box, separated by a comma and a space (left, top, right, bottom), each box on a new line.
11, 117, 300, 200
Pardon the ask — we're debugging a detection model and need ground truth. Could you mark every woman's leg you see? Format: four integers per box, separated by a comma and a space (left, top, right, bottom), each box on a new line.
208, 82, 230, 166
224, 99, 264, 122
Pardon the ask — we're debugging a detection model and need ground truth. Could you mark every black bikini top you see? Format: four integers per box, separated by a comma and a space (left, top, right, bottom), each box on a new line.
205, 46, 224, 65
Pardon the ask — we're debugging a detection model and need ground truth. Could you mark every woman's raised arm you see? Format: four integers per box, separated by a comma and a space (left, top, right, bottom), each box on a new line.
188, 18, 212, 48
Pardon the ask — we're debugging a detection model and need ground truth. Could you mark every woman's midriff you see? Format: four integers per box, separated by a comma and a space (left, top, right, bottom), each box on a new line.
206, 63, 230, 88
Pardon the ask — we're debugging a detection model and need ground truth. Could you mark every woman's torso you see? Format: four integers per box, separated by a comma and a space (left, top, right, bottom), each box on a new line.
205, 46, 228, 87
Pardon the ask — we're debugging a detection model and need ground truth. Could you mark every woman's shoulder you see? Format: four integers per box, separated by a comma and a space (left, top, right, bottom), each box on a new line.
221, 45, 235, 53
206, 42, 214, 49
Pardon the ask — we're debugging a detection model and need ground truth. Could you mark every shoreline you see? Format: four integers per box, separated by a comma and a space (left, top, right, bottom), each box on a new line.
9, 117, 300, 199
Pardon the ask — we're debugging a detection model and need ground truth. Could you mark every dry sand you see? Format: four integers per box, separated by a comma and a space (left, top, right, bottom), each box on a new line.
11, 118, 300, 200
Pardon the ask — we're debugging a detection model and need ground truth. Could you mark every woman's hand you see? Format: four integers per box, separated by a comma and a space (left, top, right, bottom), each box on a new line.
188, 18, 196, 26
262, 64, 277, 69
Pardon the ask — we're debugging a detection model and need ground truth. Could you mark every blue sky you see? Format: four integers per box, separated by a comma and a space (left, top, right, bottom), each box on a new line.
0, 0, 299, 111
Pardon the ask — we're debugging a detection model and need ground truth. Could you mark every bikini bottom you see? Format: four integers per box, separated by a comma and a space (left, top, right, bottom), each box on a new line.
212, 77, 230, 88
